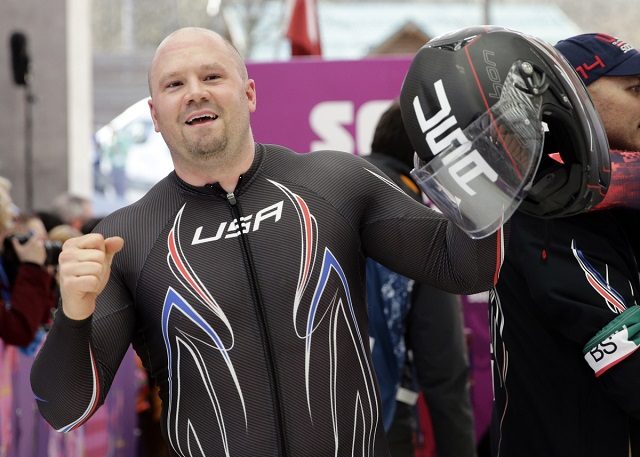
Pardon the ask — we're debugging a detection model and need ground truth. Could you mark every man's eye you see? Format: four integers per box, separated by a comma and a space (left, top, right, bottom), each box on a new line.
204, 74, 220, 81
631, 85, 640, 93
166, 81, 182, 88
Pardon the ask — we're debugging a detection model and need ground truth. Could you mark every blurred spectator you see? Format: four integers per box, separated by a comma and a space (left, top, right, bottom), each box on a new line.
101, 127, 132, 199
35, 210, 63, 233
80, 216, 104, 235
0, 178, 56, 347
135, 355, 170, 457
48, 224, 82, 244
365, 102, 476, 457
47, 224, 81, 285
50, 192, 93, 231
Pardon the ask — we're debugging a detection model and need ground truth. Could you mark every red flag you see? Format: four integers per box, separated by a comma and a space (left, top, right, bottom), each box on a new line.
285, 0, 322, 56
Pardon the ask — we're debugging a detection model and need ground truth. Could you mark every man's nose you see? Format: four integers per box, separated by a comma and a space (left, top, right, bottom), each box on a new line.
185, 80, 210, 103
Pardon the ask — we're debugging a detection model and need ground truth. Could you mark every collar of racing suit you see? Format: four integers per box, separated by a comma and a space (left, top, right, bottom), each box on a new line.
170, 143, 266, 197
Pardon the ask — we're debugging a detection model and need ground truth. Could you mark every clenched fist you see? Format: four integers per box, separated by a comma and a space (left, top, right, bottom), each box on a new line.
58, 233, 124, 320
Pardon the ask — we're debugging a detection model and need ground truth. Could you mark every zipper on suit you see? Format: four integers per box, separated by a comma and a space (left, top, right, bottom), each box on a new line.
226, 191, 289, 456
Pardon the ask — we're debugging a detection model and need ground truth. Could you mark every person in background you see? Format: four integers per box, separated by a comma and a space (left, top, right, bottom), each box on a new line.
35, 210, 63, 234
50, 192, 93, 232
366, 101, 476, 457
0, 177, 56, 347
491, 33, 640, 457
80, 217, 104, 235
48, 224, 83, 245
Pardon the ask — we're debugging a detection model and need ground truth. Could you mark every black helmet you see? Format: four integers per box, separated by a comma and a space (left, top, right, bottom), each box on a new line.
400, 26, 610, 237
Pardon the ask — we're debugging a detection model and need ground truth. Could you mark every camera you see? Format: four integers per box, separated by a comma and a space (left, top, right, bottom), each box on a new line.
43, 240, 63, 266
13, 233, 31, 244
4, 233, 62, 267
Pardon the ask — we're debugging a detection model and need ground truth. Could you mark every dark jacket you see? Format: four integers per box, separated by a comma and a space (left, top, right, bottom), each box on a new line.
0, 260, 55, 346
365, 152, 477, 457
492, 209, 640, 457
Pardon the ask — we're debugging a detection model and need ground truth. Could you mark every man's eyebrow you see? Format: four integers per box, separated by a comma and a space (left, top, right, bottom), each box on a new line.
616, 75, 640, 86
158, 71, 181, 85
199, 63, 226, 73
158, 64, 226, 83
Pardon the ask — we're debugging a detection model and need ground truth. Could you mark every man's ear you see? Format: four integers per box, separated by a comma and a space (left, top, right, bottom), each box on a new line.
246, 79, 257, 113
148, 98, 160, 132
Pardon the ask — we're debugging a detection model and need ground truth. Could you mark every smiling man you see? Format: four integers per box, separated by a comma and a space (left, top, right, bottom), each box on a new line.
148, 29, 256, 191
30, 27, 506, 457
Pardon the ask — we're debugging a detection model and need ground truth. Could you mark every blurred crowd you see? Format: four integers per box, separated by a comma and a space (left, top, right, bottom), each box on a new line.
0, 179, 146, 457
0, 180, 94, 349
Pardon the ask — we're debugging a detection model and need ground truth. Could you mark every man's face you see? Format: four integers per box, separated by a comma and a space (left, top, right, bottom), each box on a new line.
588, 75, 640, 151
148, 30, 256, 166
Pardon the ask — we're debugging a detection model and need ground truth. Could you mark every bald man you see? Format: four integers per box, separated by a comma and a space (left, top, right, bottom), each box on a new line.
31, 28, 505, 457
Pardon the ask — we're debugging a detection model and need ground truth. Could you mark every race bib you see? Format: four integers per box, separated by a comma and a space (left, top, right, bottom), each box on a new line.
583, 306, 640, 377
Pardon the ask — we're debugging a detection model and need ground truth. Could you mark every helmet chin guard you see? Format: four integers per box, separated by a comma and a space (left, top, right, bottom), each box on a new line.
401, 26, 610, 237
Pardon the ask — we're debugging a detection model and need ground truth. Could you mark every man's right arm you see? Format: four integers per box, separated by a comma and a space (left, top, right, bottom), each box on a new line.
30, 234, 130, 432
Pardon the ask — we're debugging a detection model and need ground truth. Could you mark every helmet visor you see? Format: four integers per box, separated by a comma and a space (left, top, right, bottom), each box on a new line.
411, 61, 546, 239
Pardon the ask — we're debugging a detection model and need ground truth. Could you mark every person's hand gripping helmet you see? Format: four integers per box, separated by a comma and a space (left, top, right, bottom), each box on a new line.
400, 26, 610, 238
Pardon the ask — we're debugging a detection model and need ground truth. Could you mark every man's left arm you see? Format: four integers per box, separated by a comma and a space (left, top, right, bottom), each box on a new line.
356, 157, 506, 295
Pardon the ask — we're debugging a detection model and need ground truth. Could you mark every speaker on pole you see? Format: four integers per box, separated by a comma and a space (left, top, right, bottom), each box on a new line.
8, 31, 35, 212
10, 31, 30, 86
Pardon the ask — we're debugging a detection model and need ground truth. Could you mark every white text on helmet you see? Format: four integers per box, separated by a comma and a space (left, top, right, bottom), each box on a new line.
413, 80, 498, 196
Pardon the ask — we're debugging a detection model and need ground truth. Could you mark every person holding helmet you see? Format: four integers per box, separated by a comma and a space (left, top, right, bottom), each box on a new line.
399, 27, 640, 457
31, 27, 507, 457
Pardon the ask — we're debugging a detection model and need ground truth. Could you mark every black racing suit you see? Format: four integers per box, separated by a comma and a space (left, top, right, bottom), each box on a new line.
31, 144, 504, 457
491, 209, 640, 457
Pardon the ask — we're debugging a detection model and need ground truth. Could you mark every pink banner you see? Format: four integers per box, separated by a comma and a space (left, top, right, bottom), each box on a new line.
247, 56, 413, 155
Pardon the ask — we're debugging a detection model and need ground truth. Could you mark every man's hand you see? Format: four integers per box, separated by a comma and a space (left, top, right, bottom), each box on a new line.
58, 233, 124, 320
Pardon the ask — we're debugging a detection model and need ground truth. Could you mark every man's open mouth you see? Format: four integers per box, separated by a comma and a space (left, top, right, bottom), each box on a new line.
185, 114, 219, 125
